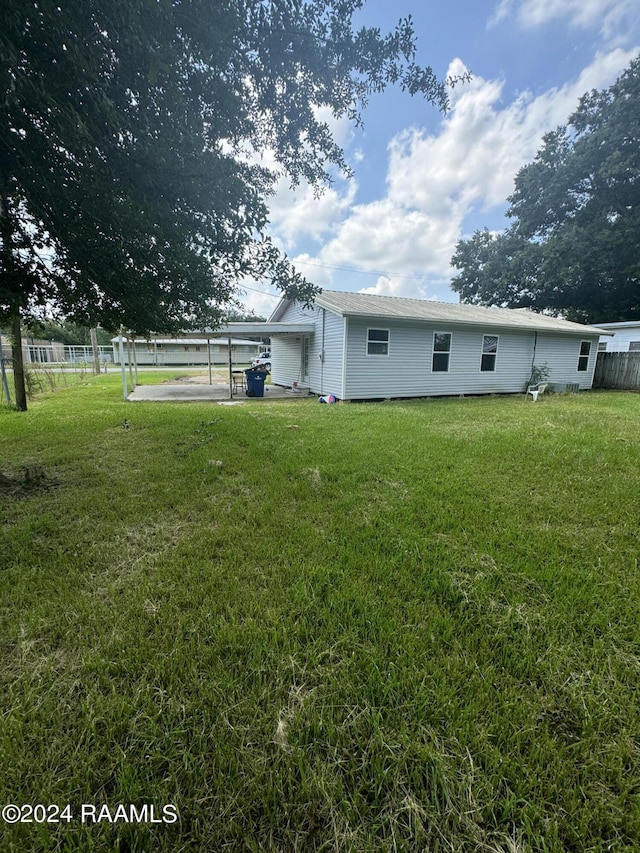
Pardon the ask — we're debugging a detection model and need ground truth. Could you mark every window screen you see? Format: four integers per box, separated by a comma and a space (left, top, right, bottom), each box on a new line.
481, 335, 498, 372
367, 329, 389, 355
577, 341, 591, 371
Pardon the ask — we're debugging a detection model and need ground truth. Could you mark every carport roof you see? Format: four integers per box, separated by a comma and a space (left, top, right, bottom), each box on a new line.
117, 322, 314, 340
186, 322, 314, 337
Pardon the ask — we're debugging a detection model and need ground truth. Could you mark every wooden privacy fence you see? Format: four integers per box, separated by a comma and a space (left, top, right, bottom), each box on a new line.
593, 352, 640, 389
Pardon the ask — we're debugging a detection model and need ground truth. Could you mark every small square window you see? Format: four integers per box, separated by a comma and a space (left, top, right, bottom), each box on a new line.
367, 329, 389, 356
481, 335, 498, 372
578, 340, 591, 371
629, 341, 640, 352
432, 332, 451, 372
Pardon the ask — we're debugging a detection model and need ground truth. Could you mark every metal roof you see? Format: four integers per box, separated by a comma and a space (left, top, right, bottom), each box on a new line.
311, 290, 607, 336
209, 322, 314, 336
110, 337, 259, 346
594, 321, 640, 330
113, 322, 313, 341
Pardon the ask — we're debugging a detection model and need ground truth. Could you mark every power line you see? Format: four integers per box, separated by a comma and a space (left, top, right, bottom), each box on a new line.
236, 258, 432, 301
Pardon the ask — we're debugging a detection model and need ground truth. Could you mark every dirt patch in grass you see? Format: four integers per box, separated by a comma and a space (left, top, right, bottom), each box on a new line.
0, 466, 58, 498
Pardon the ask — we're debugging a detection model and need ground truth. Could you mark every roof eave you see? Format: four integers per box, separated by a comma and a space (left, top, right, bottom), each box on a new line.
318, 310, 604, 336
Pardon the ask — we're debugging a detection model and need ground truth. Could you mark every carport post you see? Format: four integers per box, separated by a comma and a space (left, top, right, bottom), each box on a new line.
126, 336, 134, 389
132, 338, 139, 386
0, 336, 11, 404
118, 327, 128, 400
90, 327, 100, 375
228, 334, 233, 399
207, 337, 212, 385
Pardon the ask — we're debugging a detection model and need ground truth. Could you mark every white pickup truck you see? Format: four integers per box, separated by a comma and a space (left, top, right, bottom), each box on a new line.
250, 351, 271, 369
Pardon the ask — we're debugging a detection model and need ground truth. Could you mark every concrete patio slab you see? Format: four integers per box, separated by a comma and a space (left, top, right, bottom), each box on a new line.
126, 382, 308, 403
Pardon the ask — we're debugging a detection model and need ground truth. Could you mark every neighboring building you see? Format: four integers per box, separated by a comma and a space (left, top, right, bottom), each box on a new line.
594, 322, 640, 352
0, 334, 66, 363
111, 337, 261, 366
268, 291, 606, 400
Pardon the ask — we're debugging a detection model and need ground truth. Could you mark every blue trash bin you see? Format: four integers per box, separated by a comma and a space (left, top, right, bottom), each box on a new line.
245, 369, 266, 398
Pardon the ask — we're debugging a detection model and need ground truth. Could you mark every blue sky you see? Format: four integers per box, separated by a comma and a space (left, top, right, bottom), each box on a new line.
240, 0, 640, 317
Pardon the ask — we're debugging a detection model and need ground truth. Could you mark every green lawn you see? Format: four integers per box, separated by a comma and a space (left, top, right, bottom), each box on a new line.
1, 376, 639, 851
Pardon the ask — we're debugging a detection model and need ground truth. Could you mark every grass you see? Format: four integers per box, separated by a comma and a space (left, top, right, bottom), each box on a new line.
0, 375, 639, 851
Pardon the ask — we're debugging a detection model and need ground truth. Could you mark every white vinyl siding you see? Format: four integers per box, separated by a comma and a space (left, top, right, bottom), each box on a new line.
270, 302, 344, 397
270, 298, 601, 399
597, 326, 640, 352
342, 320, 601, 399
533, 334, 599, 389
343, 320, 534, 399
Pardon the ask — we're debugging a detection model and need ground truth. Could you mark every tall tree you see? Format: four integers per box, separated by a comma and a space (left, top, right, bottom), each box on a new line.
1, 0, 453, 409
451, 57, 640, 323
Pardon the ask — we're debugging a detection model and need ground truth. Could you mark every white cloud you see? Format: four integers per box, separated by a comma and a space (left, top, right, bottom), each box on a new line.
267, 176, 357, 250
267, 108, 357, 251
296, 47, 638, 299
235, 107, 357, 252
358, 276, 435, 300
319, 196, 460, 278
241, 44, 637, 313
490, 0, 639, 43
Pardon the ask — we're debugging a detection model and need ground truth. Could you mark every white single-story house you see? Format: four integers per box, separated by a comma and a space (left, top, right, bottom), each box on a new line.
268, 291, 608, 400
111, 336, 261, 366
595, 322, 640, 352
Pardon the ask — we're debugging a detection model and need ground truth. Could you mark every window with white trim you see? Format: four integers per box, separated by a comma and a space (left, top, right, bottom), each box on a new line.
577, 340, 591, 371
481, 335, 498, 372
367, 328, 389, 356
432, 332, 451, 372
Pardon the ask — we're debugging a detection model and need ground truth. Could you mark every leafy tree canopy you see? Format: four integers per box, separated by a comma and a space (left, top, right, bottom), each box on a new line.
18, 320, 112, 346
222, 309, 267, 323
451, 57, 640, 323
1, 0, 452, 337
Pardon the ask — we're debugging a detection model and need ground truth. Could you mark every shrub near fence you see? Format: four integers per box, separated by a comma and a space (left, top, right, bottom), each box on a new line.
593, 352, 640, 389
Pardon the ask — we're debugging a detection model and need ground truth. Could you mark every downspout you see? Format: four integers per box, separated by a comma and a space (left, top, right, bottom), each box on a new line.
529, 331, 538, 385
341, 316, 348, 400
320, 308, 325, 394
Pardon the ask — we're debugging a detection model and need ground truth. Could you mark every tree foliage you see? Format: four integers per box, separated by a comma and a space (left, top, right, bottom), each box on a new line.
1, 0, 453, 409
451, 57, 640, 323
1, 0, 450, 335
19, 320, 112, 346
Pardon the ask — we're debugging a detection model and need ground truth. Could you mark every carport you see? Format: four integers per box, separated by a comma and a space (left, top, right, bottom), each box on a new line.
117, 322, 314, 401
